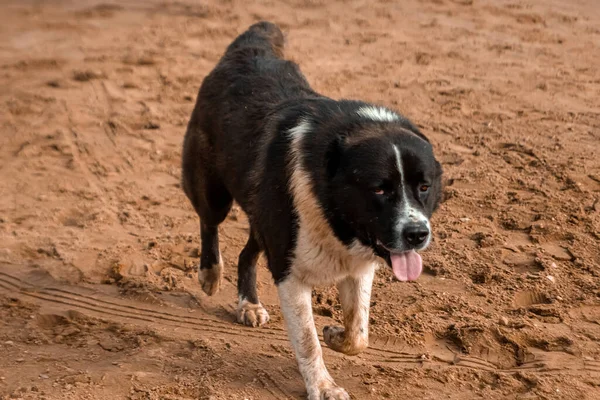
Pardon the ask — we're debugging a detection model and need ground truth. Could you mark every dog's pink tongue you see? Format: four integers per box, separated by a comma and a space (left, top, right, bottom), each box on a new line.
391, 251, 423, 282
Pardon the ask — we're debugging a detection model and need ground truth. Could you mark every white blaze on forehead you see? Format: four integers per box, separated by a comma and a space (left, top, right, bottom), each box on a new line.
392, 145, 412, 219
357, 106, 399, 122
392, 145, 430, 245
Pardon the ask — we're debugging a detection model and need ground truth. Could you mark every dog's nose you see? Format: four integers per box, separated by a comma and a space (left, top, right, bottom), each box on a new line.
403, 224, 429, 246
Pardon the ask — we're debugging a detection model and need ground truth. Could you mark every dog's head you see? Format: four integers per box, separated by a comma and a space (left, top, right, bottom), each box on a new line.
324, 120, 442, 281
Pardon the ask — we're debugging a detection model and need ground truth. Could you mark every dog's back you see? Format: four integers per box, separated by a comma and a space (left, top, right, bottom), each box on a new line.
182, 22, 318, 207
224, 21, 285, 59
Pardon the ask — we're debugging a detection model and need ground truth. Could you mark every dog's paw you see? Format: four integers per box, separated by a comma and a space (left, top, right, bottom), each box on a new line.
323, 325, 346, 351
308, 385, 350, 400
323, 325, 367, 356
321, 386, 350, 400
198, 261, 222, 296
236, 298, 270, 327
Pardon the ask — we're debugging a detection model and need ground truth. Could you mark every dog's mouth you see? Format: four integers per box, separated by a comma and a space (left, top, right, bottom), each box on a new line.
374, 241, 423, 282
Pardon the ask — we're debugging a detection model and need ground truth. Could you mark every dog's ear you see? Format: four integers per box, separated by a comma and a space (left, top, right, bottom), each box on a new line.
325, 135, 345, 179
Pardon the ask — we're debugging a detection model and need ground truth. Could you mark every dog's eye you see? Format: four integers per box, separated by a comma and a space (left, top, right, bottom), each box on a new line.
372, 180, 393, 195
419, 185, 430, 192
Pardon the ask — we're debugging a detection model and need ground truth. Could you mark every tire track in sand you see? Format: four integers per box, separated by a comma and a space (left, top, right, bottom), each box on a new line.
0, 267, 597, 379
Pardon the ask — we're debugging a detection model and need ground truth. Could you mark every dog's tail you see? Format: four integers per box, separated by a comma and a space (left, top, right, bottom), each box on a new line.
226, 21, 285, 59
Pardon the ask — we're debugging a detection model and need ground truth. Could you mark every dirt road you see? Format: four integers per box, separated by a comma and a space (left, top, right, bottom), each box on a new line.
1, 0, 599, 398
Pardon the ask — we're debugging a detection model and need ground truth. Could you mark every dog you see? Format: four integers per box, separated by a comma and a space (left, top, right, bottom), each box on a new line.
182, 21, 443, 400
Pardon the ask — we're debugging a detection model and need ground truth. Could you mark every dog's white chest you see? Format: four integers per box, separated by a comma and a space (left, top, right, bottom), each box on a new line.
291, 224, 378, 286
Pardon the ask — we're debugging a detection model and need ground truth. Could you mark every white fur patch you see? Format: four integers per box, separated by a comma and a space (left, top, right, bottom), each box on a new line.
356, 106, 399, 122
283, 120, 378, 399
324, 266, 375, 355
287, 120, 377, 286
236, 295, 269, 327
339, 268, 374, 342
277, 277, 336, 399
392, 145, 431, 248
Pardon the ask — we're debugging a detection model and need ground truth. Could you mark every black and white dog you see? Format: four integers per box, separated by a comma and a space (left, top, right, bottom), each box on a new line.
182, 22, 442, 400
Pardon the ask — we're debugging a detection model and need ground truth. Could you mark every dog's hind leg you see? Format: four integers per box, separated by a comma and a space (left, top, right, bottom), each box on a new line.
197, 217, 227, 296
323, 266, 375, 355
182, 131, 232, 296
236, 228, 269, 327
195, 181, 232, 295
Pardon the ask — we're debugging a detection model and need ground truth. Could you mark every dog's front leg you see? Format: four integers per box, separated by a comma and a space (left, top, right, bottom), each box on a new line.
323, 266, 375, 355
278, 276, 349, 400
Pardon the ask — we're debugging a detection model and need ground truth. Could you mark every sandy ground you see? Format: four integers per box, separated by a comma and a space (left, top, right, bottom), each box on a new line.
1, 0, 599, 399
